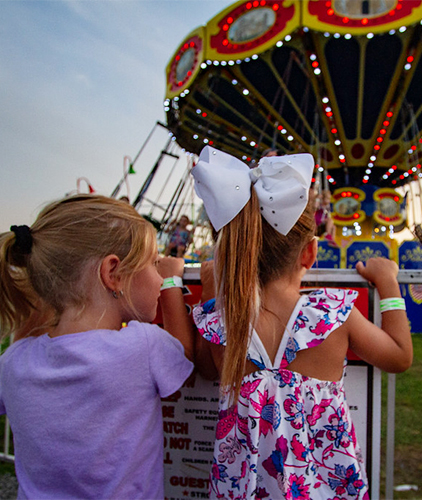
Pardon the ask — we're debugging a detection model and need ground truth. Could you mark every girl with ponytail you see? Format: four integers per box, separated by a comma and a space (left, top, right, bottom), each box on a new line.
0, 194, 193, 499
191, 146, 412, 499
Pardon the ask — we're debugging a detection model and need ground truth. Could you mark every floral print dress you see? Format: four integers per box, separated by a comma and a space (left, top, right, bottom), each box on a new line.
193, 288, 369, 500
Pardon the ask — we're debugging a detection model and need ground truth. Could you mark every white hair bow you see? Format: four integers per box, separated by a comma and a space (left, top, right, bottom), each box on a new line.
192, 146, 314, 234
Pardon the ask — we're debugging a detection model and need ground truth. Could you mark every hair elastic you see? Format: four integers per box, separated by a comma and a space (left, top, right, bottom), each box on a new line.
10, 225, 33, 255
379, 297, 406, 313
161, 276, 183, 291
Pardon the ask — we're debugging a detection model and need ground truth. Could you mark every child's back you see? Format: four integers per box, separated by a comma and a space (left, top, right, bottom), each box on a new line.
0, 322, 190, 499
195, 288, 366, 499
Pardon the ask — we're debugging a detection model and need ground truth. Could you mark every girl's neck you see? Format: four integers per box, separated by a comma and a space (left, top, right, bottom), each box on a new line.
261, 280, 301, 324
50, 299, 123, 338
261, 270, 303, 308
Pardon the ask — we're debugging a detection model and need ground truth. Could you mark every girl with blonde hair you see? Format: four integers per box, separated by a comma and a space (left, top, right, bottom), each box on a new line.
0, 194, 194, 499
191, 146, 412, 499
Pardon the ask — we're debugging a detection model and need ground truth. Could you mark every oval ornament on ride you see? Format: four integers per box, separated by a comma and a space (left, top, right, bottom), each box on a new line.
176, 48, 196, 83
207, 0, 297, 58
306, 0, 422, 32
331, 188, 366, 226
332, 0, 397, 19
228, 8, 276, 43
166, 29, 204, 98
334, 197, 360, 217
373, 187, 404, 226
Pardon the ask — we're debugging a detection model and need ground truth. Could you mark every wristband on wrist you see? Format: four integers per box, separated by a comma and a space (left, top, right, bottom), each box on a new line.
160, 276, 183, 291
379, 297, 406, 313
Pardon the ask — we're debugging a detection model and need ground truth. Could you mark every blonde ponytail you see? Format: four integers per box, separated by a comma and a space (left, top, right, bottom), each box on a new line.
0, 232, 41, 339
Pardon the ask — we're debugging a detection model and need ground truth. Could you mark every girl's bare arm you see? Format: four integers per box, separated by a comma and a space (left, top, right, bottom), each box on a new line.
347, 258, 413, 373
195, 333, 223, 380
158, 257, 195, 362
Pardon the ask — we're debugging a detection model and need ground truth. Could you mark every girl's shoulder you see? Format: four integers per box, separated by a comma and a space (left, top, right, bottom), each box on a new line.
123, 321, 184, 349
193, 299, 226, 346
0, 335, 35, 360
246, 288, 358, 369
297, 287, 358, 316
288, 287, 358, 346
125, 321, 193, 359
125, 322, 193, 388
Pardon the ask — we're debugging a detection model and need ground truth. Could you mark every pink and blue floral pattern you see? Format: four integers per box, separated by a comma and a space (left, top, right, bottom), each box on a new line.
193, 288, 369, 499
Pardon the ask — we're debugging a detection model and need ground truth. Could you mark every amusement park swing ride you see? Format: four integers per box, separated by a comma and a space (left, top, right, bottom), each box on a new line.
109, 0, 422, 325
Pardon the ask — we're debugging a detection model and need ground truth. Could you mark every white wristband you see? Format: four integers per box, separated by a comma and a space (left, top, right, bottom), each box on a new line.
379, 297, 406, 313
161, 276, 183, 291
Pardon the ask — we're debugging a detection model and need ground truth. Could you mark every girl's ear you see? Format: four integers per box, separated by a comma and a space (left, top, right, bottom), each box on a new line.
100, 254, 122, 291
300, 237, 318, 270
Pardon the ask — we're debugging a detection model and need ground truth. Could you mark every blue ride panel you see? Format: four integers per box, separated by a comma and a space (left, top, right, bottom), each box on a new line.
346, 241, 390, 269
399, 241, 422, 334
313, 240, 341, 268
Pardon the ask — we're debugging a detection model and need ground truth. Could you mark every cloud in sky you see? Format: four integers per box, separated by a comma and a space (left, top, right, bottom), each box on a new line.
0, 0, 229, 230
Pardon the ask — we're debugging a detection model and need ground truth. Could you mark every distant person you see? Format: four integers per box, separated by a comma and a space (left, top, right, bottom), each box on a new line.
119, 195, 130, 203
261, 147, 280, 158
313, 188, 337, 246
0, 195, 194, 499
164, 215, 193, 258
191, 146, 412, 499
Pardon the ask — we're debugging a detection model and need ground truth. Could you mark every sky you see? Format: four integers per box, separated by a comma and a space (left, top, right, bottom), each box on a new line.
0, 0, 231, 232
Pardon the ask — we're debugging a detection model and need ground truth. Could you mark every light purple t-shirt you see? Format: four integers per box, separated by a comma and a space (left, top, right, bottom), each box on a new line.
0, 321, 193, 499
